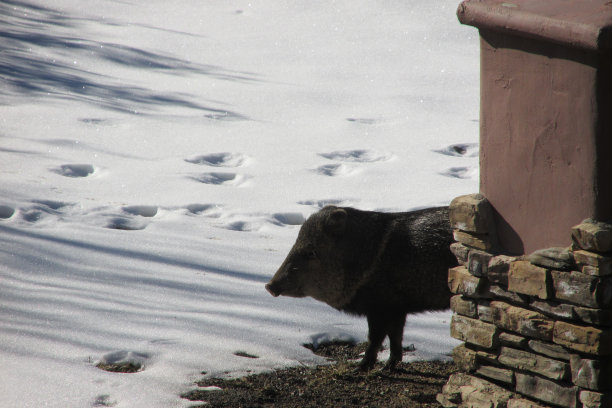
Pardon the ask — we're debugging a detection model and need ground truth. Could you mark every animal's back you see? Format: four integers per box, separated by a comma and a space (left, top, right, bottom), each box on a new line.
343, 206, 456, 315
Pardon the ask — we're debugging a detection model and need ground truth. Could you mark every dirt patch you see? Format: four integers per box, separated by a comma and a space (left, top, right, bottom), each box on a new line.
182, 342, 457, 407
96, 361, 142, 373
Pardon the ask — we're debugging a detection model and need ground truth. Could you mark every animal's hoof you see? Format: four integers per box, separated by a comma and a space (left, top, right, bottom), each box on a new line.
354, 359, 375, 373
352, 366, 370, 375
381, 363, 399, 373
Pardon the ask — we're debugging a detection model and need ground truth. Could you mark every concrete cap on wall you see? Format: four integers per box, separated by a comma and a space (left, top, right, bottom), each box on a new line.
457, 0, 612, 52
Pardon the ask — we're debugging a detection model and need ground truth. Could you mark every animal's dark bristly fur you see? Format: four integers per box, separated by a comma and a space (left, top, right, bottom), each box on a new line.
266, 205, 457, 371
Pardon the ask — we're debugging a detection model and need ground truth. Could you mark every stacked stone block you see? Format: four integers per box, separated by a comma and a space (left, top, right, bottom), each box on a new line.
437, 194, 612, 408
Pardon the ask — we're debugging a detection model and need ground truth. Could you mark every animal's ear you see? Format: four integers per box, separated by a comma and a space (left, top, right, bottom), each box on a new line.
324, 208, 347, 236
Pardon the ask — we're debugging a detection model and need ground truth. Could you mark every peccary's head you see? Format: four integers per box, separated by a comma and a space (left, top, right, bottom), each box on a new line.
265, 206, 349, 308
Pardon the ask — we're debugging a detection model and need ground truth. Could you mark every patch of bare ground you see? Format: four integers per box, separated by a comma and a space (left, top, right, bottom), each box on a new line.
182, 342, 457, 408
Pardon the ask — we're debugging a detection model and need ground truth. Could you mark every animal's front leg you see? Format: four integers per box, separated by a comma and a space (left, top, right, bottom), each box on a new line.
358, 313, 387, 371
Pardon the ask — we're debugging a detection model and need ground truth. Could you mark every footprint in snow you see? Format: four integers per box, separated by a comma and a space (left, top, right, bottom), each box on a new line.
147, 338, 177, 346
52, 164, 96, 178
106, 216, 149, 231
0, 205, 16, 219
21, 210, 45, 223
440, 166, 477, 179
185, 152, 249, 167
313, 163, 357, 177
185, 204, 223, 217
192, 172, 250, 186
122, 205, 158, 217
233, 351, 259, 359
19, 200, 74, 224
79, 117, 110, 125
271, 212, 306, 226
224, 220, 255, 232
319, 149, 393, 163
346, 117, 378, 125
297, 199, 355, 209
434, 143, 478, 157
217, 212, 306, 232
32, 199, 73, 211
104, 205, 158, 230
93, 394, 117, 407
96, 350, 151, 373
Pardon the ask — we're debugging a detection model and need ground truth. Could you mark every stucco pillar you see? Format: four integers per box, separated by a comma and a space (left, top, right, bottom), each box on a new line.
458, 0, 612, 255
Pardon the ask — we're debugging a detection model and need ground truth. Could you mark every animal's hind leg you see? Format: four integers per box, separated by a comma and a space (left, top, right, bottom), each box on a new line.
383, 313, 406, 371
358, 313, 387, 371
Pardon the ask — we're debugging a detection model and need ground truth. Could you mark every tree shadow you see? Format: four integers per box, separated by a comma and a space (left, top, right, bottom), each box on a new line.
0, 224, 270, 285
0, 223, 335, 367
0, 0, 255, 118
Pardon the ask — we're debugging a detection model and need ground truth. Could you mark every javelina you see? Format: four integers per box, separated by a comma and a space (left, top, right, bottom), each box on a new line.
265, 205, 456, 371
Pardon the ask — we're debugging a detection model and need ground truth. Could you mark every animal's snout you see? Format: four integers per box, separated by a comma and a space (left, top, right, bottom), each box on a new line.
265, 283, 280, 297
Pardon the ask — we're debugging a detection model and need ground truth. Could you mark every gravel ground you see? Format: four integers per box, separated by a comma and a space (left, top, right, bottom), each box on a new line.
182, 342, 457, 407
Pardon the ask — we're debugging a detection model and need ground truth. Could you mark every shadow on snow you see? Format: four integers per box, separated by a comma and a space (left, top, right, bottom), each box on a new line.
0, 0, 255, 118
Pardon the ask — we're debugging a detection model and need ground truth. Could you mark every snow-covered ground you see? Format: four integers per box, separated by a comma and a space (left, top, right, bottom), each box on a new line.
0, 0, 479, 406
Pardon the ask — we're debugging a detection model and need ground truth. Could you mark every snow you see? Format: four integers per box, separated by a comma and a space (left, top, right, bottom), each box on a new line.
0, 0, 479, 407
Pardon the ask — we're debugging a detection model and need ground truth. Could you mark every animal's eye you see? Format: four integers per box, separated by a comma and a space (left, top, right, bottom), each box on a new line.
308, 249, 318, 259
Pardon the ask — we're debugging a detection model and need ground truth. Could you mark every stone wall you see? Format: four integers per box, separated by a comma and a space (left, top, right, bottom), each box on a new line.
437, 194, 612, 408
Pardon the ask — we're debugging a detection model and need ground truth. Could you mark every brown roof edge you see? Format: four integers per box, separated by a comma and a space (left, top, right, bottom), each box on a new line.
457, 0, 612, 52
